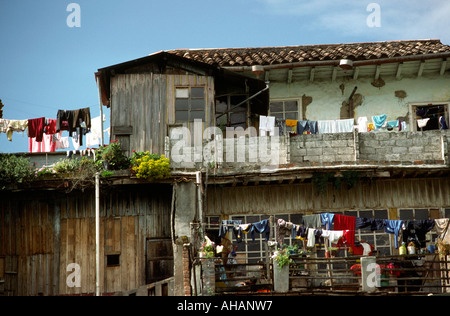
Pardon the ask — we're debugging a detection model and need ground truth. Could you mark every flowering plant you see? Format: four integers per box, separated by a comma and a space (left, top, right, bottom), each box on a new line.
35, 167, 57, 178
200, 236, 216, 258
271, 247, 294, 270
131, 151, 170, 180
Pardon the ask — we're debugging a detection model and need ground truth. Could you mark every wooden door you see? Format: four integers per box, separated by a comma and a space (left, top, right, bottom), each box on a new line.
146, 238, 173, 284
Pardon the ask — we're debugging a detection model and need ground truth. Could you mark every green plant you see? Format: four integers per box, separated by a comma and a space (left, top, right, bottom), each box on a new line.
0, 154, 35, 189
131, 151, 171, 181
271, 246, 294, 270
98, 140, 130, 170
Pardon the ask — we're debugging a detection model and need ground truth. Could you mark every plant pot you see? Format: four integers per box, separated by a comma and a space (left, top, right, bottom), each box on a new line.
274, 265, 289, 293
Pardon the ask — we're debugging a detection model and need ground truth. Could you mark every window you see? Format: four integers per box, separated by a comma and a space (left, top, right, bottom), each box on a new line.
410, 103, 449, 131
106, 254, 120, 267
269, 100, 300, 135
175, 87, 206, 123
215, 95, 247, 130
269, 100, 299, 121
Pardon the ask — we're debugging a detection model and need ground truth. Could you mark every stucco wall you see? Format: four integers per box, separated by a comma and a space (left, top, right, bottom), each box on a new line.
269, 74, 450, 125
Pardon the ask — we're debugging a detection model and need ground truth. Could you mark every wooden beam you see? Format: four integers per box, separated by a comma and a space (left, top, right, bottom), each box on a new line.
440, 59, 447, 76
352, 67, 359, 80
287, 69, 293, 84
417, 61, 425, 77
396, 62, 403, 80
309, 67, 315, 82
265, 70, 270, 82
374, 65, 381, 80
331, 67, 337, 82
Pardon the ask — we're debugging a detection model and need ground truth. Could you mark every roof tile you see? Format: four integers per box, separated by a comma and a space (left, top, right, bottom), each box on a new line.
167, 40, 450, 67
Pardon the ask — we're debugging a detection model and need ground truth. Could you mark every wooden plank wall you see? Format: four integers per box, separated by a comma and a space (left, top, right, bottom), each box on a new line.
110, 73, 214, 155
0, 184, 172, 296
206, 177, 450, 216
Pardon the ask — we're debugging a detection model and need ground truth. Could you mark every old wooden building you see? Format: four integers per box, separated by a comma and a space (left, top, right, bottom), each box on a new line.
1, 39, 450, 296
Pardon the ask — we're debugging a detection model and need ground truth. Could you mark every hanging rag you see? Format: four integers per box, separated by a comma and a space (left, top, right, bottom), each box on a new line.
384, 220, 403, 249
307, 228, 316, 248
334, 215, 356, 247
250, 219, 270, 242
276, 219, 294, 245
5, 119, 28, 141
320, 213, 335, 229
302, 214, 322, 228
440, 116, 448, 130
27, 117, 46, 143
357, 117, 368, 133
435, 218, 450, 245
372, 114, 387, 129
402, 220, 435, 248
321, 230, 344, 244
417, 118, 430, 129
219, 220, 243, 243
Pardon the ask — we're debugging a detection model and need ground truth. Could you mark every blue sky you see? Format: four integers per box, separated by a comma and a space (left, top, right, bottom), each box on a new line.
1, 0, 449, 153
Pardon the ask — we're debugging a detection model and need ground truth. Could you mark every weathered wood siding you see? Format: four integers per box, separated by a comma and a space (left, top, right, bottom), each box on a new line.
110, 73, 214, 155
206, 178, 450, 216
0, 184, 172, 296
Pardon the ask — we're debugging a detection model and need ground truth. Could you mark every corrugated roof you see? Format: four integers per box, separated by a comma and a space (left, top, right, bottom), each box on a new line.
167, 39, 450, 67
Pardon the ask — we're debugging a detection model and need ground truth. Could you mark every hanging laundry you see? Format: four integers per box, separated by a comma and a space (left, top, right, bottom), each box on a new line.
275, 118, 285, 136
4, 119, 28, 141
317, 119, 353, 134
334, 215, 356, 247
56, 107, 91, 136
276, 218, 294, 245
402, 220, 435, 248
54, 133, 70, 150
27, 117, 46, 142
435, 218, 450, 245
336, 119, 354, 133
302, 214, 322, 228
219, 220, 243, 243
317, 120, 336, 134
259, 115, 276, 136
439, 116, 448, 130
321, 230, 344, 244
416, 108, 429, 118
386, 120, 399, 129
357, 117, 368, 133
372, 114, 387, 129
0, 118, 8, 134
29, 119, 57, 153
384, 220, 403, 249
320, 213, 335, 229
417, 118, 430, 129
306, 228, 316, 248
250, 219, 270, 242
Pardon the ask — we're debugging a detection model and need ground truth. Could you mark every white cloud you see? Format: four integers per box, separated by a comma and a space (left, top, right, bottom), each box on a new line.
257, 0, 450, 43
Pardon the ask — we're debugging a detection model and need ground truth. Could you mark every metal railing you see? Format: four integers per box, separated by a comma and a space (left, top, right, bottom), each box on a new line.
288, 254, 450, 295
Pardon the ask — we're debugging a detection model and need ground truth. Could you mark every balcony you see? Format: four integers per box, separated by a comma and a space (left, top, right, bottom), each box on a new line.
168, 129, 450, 176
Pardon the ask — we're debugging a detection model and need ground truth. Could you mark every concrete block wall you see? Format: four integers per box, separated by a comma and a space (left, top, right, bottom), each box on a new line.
359, 130, 448, 163
290, 133, 356, 164
169, 130, 449, 170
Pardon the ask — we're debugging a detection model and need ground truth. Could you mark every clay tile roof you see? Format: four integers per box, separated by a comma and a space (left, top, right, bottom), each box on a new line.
166, 39, 450, 67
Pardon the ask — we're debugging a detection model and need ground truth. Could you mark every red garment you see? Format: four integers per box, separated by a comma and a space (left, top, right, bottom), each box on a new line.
334, 215, 355, 247
28, 117, 46, 142
28, 119, 57, 153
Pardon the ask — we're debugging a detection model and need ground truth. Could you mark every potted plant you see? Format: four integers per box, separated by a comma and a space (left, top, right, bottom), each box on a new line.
271, 246, 293, 293
199, 236, 216, 259
98, 140, 130, 171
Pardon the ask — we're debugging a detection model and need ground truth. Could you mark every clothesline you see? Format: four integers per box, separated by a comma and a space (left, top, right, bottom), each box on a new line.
0, 107, 108, 153
217, 213, 450, 250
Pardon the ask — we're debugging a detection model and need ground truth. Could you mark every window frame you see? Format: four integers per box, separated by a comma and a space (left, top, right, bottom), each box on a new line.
175, 86, 206, 124
408, 102, 449, 132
